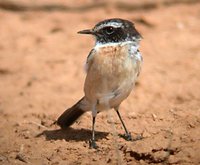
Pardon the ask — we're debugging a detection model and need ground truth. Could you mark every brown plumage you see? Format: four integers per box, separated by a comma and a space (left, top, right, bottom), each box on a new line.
57, 18, 143, 148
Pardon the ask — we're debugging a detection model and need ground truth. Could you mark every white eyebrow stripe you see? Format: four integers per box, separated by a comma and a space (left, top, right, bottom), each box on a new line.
106, 22, 122, 28
96, 22, 123, 31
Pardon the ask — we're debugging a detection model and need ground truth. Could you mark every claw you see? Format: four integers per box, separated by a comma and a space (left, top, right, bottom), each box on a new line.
120, 132, 132, 141
89, 139, 98, 149
120, 133, 143, 141
133, 134, 143, 141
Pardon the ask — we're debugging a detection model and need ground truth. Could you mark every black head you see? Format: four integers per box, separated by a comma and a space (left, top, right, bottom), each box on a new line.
78, 18, 142, 44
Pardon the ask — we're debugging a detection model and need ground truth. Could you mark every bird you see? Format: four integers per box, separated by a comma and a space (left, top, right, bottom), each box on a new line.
57, 18, 143, 149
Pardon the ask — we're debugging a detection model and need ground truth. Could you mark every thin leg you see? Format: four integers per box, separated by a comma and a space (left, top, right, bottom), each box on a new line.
115, 107, 132, 141
89, 116, 98, 149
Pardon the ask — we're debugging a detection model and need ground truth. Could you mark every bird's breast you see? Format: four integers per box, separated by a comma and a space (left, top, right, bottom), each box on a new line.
84, 42, 142, 109
91, 44, 138, 78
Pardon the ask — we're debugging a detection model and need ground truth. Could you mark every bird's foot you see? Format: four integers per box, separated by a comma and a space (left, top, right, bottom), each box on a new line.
120, 132, 132, 141
119, 133, 143, 141
89, 139, 98, 149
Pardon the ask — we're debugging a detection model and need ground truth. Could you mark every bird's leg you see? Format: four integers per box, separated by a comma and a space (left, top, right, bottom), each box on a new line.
89, 117, 98, 149
114, 107, 132, 141
89, 105, 98, 149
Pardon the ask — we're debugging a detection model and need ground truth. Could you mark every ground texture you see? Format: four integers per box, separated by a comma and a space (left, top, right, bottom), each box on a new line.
0, 0, 200, 164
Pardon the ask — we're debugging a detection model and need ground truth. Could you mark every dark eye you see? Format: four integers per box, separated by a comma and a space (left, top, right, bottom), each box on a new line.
104, 27, 115, 35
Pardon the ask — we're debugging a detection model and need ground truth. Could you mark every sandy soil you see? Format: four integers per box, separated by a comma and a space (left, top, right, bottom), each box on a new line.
0, 1, 200, 165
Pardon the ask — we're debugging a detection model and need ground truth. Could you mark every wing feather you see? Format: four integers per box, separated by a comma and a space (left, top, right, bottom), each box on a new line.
85, 49, 96, 73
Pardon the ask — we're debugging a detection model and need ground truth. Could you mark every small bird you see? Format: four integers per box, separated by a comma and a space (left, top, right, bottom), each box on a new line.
57, 18, 143, 149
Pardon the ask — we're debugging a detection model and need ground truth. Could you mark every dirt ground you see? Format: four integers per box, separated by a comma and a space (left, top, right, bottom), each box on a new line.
0, 1, 200, 165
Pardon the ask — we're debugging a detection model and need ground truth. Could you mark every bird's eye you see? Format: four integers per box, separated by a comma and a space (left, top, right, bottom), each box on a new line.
104, 27, 115, 35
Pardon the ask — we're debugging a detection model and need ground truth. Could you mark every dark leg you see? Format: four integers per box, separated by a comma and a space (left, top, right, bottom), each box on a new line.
89, 117, 98, 149
115, 107, 132, 141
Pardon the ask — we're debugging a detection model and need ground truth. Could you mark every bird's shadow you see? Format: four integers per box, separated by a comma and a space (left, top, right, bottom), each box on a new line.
36, 127, 109, 142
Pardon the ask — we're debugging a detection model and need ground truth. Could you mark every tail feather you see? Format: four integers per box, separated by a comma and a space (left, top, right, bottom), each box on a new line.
57, 97, 85, 129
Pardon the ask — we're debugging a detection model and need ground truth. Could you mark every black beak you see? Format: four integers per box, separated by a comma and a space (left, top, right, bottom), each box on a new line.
77, 29, 94, 35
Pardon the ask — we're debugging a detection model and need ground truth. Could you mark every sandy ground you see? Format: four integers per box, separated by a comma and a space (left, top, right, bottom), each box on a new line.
0, 1, 200, 165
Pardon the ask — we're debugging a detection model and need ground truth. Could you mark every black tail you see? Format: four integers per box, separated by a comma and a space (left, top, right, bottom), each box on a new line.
57, 97, 85, 129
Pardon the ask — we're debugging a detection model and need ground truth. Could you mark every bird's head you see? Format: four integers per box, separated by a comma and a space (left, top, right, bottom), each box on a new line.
78, 18, 142, 45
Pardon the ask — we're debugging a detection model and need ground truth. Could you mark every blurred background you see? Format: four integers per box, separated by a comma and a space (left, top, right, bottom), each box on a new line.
0, 0, 200, 164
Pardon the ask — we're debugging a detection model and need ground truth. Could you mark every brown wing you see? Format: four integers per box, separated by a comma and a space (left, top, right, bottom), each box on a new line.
85, 49, 96, 73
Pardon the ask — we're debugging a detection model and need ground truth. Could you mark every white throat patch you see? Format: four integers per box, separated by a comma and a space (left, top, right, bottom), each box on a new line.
94, 41, 138, 49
